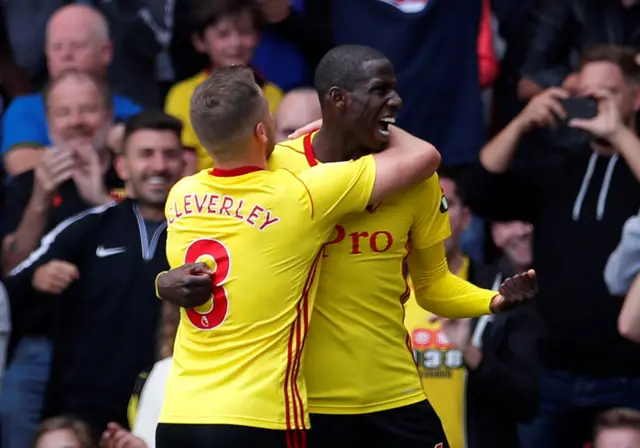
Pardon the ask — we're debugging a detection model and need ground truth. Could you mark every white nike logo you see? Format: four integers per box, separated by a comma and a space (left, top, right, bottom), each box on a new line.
96, 245, 126, 258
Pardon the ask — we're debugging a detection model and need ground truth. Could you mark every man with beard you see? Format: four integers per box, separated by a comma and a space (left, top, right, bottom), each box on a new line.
2, 110, 186, 444
157, 45, 537, 448
0, 69, 125, 448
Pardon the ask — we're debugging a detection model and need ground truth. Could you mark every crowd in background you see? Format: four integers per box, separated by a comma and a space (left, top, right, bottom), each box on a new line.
3, 0, 640, 447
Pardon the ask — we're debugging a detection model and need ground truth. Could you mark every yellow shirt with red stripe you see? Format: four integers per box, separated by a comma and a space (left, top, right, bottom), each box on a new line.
404, 259, 470, 448
159, 158, 376, 430
269, 133, 451, 414
164, 70, 283, 172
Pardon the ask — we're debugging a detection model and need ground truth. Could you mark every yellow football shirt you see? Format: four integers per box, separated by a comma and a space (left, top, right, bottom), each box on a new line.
160, 157, 376, 430
404, 259, 470, 448
268, 133, 452, 414
164, 70, 283, 172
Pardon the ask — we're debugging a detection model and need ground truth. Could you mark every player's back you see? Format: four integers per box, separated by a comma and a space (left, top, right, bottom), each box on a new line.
160, 159, 376, 431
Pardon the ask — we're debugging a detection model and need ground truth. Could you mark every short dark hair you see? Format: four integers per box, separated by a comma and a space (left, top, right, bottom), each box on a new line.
44, 69, 113, 112
594, 408, 640, 441
580, 44, 640, 83
122, 111, 183, 151
437, 165, 467, 206
190, 65, 266, 159
190, 0, 260, 36
314, 45, 389, 98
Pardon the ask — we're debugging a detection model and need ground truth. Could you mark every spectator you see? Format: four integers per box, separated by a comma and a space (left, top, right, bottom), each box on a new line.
604, 213, 640, 342
2, 70, 123, 275
1, 4, 141, 177
465, 44, 640, 447
593, 408, 640, 448
5, 110, 184, 442
404, 168, 541, 448
274, 87, 321, 143
32, 416, 96, 448
164, 0, 283, 173
100, 301, 182, 448
518, 0, 640, 101
0, 69, 125, 448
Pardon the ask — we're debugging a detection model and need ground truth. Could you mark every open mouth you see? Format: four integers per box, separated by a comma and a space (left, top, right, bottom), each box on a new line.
377, 116, 396, 137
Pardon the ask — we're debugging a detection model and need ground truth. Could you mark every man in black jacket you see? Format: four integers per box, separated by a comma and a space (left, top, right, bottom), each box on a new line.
3, 110, 185, 442
466, 44, 640, 447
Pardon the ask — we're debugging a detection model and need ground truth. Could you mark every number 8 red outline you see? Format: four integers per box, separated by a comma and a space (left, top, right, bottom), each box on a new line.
184, 238, 231, 330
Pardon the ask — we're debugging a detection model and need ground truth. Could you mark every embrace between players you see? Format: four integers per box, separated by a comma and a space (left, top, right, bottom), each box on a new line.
154, 45, 538, 448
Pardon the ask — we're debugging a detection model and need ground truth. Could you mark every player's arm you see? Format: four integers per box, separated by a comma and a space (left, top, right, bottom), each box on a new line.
369, 126, 440, 204
408, 243, 496, 318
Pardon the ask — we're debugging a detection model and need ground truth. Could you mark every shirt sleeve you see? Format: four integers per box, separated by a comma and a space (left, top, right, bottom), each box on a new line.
410, 174, 452, 250
1, 98, 48, 153
604, 214, 640, 296
293, 155, 376, 232
408, 242, 494, 318
3, 172, 34, 234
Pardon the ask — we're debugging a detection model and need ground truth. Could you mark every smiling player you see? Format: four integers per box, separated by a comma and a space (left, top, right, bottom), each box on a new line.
157, 46, 537, 448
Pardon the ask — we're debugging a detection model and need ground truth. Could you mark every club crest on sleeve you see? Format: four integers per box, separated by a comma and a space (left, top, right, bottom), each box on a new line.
439, 195, 448, 214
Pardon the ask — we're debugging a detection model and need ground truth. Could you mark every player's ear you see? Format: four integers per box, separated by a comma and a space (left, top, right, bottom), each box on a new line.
255, 122, 269, 144
328, 87, 346, 111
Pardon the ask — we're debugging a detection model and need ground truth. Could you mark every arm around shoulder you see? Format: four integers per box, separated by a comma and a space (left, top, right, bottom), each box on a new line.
370, 126, 440, 204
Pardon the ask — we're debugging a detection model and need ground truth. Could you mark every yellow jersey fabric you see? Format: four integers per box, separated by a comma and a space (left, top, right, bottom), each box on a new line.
269, 133, 452, 414
403, 258, 470, 448
164, 70, 283, 172
160, 156, 376, 430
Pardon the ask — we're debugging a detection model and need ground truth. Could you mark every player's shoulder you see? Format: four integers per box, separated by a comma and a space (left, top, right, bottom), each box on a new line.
269, 136, 313, 171
167, 169, 210, 197
403, 173, 442, 199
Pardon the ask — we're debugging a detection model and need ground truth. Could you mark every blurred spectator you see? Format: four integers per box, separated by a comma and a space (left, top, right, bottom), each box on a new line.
1, 4, 141, 177
4, 111, 183, 442
0, 282, 10, 392
2, 70, 123, 275
33, 416, 96, 448
404, 168, 540, 448
2, 0, 173, 107
466, 44, 640, 447
593, 408, 640, 448
164, 0, 283, 173
274, 87, 321, 143
100, 301, 182, 448
518, 0, 640, 101
0, 5, 31, 101
256, 0, 331, 89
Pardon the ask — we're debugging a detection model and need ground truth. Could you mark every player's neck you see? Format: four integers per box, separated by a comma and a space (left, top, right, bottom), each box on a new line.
212, 154, 268, 172
312, 127, 365, 163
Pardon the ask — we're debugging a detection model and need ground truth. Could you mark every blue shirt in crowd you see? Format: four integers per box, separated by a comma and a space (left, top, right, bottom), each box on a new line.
1, 93, 141, 154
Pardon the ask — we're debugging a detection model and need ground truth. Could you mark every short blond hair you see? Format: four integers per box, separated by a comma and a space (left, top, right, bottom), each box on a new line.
190, 65, 267, 161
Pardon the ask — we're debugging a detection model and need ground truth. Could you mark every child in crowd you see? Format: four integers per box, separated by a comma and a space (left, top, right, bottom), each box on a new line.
165, 0, 283, 173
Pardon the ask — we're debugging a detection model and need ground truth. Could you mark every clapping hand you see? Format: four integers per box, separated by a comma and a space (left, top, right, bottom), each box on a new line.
71, 144, 112, 205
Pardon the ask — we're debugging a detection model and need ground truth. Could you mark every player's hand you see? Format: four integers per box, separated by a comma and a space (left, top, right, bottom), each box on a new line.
33, 149, 76, 201
100, 422, 148, 448
569, 89, 624, 139
489, 269, 538, 313
157, 263, 214, 308
32, 260, 79, 294
288, 119, 323, 139
429, 316, 472, 351
515, 88, 569, 132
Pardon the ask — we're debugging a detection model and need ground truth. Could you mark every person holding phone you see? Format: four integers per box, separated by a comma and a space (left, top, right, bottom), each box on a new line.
464, 44, 640, 448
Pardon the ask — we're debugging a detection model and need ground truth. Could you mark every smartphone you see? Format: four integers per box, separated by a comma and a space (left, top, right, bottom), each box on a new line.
559, 97, 598, 121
